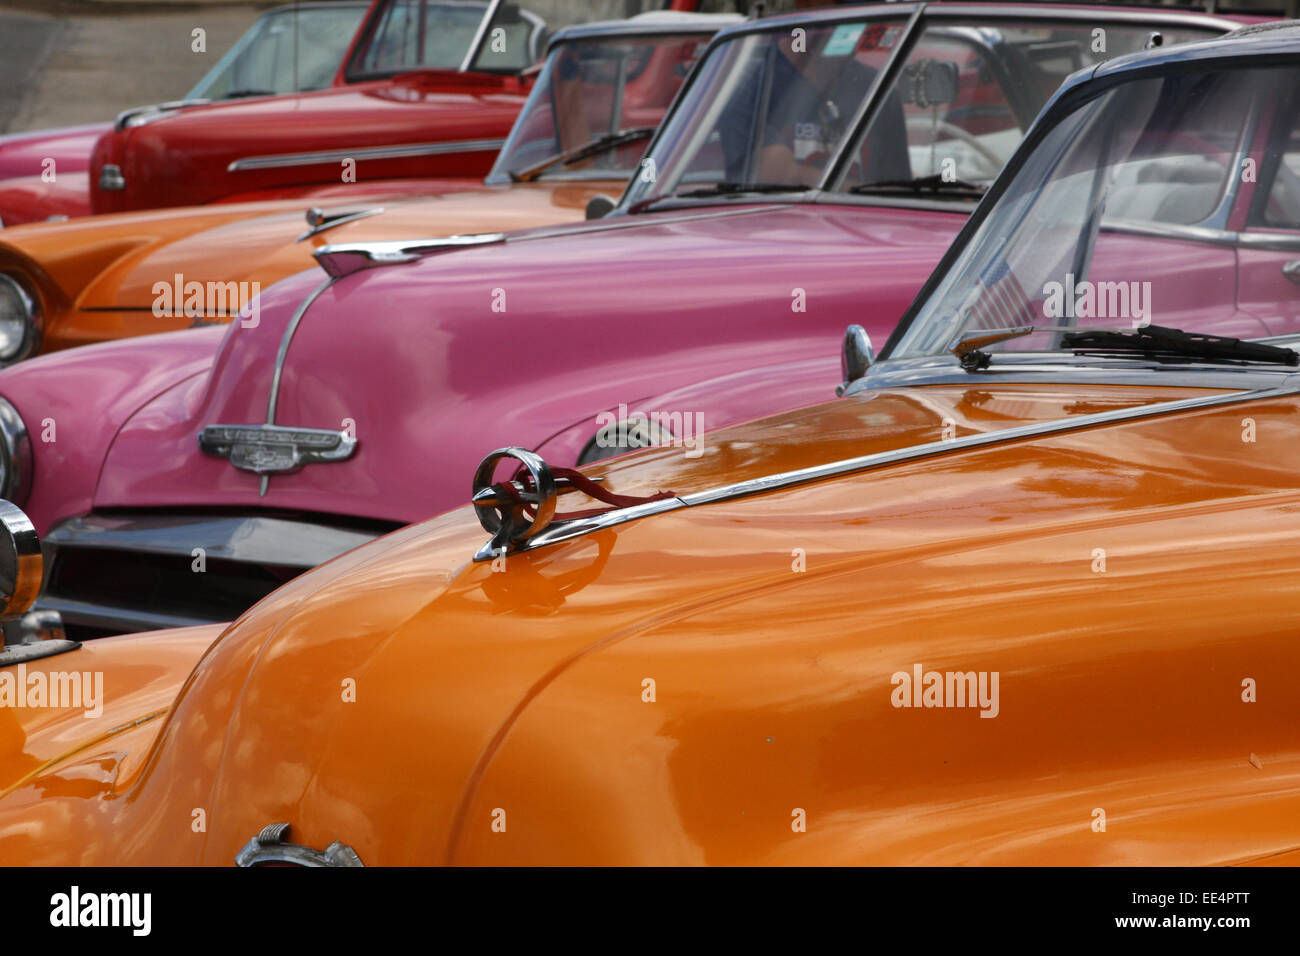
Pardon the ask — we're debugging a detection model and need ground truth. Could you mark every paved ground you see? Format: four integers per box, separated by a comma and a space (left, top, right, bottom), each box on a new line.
0, 1, 265, 133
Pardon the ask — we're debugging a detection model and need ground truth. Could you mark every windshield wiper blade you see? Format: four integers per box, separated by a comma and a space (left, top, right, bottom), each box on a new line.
672, 182, 813, 200
849, 173, 987, 197
223, 89, 277, 99
1062, 325, 1300, 367
508, 127, 656, 183
951, 325, 1091, 370
950, 323, 1300, 372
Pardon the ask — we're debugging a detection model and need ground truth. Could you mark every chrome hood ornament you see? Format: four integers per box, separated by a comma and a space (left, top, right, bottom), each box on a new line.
112, 98, 212, 132
472, 448, 561, 561
471, 447, 676, 562
297, 206, 386, 242
235, 823, 363, 867
313, 232, 506, 278
198, 424, 356, 476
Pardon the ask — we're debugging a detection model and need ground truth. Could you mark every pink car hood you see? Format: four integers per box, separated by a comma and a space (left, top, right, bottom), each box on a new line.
91, 202, 965, 527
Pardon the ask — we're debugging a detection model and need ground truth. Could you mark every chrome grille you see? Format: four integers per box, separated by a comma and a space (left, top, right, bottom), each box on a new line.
37, 512, 393, 640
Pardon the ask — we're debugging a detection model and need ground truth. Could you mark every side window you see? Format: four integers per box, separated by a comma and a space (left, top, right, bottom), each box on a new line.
839, 23, 1223, 194
360, 0, 487, 75
236, 18, 292, 93
1260, 109, 1300, 230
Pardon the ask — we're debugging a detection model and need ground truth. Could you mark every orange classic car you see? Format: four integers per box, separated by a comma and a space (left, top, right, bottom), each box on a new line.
2, 22, 1300, 866
0, 12, 734, 363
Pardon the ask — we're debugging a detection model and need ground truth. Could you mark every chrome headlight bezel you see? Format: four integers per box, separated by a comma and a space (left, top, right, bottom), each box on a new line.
0, 273, 42, 365
0, 397, 31, 506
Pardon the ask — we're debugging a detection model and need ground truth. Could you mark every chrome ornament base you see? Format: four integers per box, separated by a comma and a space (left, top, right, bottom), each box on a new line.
235, 823, 363, 867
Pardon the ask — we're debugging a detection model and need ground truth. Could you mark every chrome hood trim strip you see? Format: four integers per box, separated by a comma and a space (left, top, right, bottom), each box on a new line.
266, 276, 337, 427
485, 377, 1300, 560
680, 380, 1299, 506
226, 138, 507, 173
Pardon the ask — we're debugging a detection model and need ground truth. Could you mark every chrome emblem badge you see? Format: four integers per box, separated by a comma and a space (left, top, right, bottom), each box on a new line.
198, 424, 356, 475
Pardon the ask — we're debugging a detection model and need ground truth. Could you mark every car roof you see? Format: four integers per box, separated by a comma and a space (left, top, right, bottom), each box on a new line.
707, 1, 1253, 39
1075, 17, 1300, 86
549, 11, 745, 49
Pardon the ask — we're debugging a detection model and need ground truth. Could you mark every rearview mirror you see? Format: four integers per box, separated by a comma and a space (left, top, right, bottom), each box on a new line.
901, 59, 959, 109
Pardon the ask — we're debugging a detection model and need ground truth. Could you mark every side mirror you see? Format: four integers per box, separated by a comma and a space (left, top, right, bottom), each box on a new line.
837, 324, 874, 396
585, 195, 617, 220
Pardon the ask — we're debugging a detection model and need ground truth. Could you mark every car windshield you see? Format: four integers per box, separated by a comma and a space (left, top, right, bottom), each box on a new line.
622, 13, 1219, 208
486, 30, 716, 184
186, 3, 370, 99
349, 0, 673, 79
889, 62, 1300, 363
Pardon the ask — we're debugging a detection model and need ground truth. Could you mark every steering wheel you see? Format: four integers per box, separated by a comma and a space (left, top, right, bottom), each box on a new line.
905, 115, 1003, 179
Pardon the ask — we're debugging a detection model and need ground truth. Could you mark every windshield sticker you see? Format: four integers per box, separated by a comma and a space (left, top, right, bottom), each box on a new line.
823, 23, 866, 57
859, 23, 902, 51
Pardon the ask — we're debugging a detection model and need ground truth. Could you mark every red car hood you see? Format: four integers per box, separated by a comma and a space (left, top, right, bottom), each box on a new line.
89, 71, 527, 213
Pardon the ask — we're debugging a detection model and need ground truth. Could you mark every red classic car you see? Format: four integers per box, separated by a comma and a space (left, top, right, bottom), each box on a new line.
84, 0, 737, 218
0, 1, 371, 228
3, 0, 715, 226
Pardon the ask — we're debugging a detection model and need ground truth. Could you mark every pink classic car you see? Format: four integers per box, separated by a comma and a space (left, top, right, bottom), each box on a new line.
0, 3, 1246, 639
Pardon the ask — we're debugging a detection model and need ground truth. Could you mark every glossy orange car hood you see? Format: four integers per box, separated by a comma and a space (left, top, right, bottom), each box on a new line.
5, 380, 1300, 864
0, 181, 615, 312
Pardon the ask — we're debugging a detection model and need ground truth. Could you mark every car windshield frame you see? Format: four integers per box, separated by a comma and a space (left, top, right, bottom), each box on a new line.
483, 24, 723, 186
868, 48, 1300, 390
614, 3, 1244, 217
